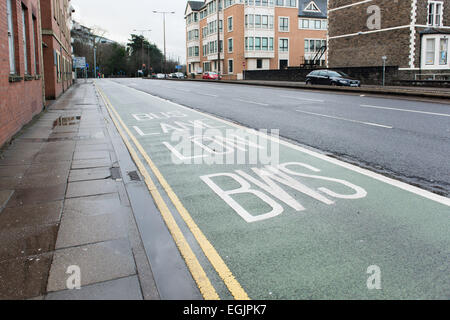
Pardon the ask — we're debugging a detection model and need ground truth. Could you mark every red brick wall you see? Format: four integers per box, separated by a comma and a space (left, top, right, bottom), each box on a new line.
0, 0, 44, 147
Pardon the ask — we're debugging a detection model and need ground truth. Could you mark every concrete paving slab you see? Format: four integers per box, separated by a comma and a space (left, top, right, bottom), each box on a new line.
74, 143, 111, 153
6, 184, 66, 208
0, 165, 30, 178
33, 149, 74, 163
17, 127, 52, 140
73, 151, 110, 160
0, 224, 59, 261
0, 177, 20, 190
18, 163, 71, 188
71, 158, 111, 169
66, 180, 117, 198
76, 138, 109, 146
0, 201, 62, 231
63, 193, 127, 219
69, 168, 111, 182
47, 239, 136, 292
0, 253, 53, 299
56, 211, 128, 249
45, 276, 142, 300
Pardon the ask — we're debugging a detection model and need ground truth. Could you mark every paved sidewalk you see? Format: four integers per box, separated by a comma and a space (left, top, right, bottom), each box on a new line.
0, 81, 159, 300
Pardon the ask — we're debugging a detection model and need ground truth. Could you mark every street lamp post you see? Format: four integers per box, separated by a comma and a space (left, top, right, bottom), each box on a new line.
153, 10, 175, 78
382, 55, 387, 86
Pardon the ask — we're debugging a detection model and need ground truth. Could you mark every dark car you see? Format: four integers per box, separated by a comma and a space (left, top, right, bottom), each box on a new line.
305, 70, 361, 87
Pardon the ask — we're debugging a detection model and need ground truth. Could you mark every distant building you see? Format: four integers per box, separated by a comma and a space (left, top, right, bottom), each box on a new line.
328, 0, 450, 79
185, 0, 328, 80
1, 0, 44, 147
40, 0, 74, 100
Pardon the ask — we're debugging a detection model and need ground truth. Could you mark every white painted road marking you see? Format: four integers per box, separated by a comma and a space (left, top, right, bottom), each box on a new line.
360, 104, 450, 117
281, 95, 325, 103
196, 92, 219, 97
234, 99, 269, 106
295, 109, 393, 129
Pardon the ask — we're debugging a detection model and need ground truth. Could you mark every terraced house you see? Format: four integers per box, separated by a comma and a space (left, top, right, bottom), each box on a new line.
185, 0, 327, 80
328, 0, 450, 80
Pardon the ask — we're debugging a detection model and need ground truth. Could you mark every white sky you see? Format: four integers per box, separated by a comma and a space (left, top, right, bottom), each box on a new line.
71, 0, 189, 64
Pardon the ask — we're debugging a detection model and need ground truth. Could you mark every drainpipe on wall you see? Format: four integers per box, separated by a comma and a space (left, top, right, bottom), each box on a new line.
38, 0, 46, 109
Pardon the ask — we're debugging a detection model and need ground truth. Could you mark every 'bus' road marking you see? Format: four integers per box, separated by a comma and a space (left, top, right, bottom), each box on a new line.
360, 104, 450, 117
234, 99, 269, 106
295, 109, 393, 129
281, 95, 325, 103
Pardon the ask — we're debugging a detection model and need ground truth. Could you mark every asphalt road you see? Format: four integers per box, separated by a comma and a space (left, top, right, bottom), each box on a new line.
96, 79, 450, 300
110, 78, 450, 197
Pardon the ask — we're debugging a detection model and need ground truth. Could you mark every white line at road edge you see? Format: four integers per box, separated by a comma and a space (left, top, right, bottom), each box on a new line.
295, 109, 394, 129
107, 80, 450, 207
234, 98, 269, 106
361, 104, 450, 117
281, 95, 325, 103
196, 92, 219, 97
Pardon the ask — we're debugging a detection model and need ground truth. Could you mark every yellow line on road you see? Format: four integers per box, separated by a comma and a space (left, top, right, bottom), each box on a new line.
95, 84, 220, 300
96, 83, 250, 300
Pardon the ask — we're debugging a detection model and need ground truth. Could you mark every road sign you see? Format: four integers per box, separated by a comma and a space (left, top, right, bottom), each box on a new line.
73, 57, 86, 69
176, 65, 182, 70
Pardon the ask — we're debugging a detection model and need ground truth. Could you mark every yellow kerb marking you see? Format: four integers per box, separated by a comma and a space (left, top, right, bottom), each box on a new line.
96, 84, 220, 300
96, 83, 250, 300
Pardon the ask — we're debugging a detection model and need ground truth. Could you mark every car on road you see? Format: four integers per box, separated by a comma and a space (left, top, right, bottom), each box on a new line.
156, 73, 166, 79
202, 72, 221, 80
173, 72, 185, 79
305, 70, 361, 87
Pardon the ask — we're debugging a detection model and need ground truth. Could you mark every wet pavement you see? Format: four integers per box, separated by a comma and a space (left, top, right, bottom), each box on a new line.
0, 81, 163, 300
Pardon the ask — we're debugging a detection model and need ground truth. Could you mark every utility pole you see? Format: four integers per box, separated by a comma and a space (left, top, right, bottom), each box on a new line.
217, 0, 221, 74
153, 10, 175, 78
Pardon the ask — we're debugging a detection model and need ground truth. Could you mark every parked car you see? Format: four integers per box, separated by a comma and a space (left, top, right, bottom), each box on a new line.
173, 72, 185, 79
305, 70, 361, 87
202, 72, 221, 80
156, 73, 165, 79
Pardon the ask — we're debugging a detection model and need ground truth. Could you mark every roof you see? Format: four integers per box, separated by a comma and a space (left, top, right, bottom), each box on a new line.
419, 28, 450, 35
188, 1, 205, 11
298, 0, 327, 19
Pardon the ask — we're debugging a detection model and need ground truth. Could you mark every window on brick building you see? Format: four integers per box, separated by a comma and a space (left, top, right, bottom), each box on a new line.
7, 0, 16, 74
257, 59, 263, 69
21, 6, 29, 75
32, 16, 37, 75
428, 1, 443, 26
228, 59, 233, 73
279, 17, 289, 32
279, 38, 289, 52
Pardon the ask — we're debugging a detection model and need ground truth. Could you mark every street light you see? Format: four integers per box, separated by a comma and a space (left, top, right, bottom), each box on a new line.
382, 55, 387, 86
153, 10, 175, 77
133, 29, 152, 76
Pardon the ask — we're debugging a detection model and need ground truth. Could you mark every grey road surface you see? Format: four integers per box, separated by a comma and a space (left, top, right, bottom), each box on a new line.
110, 78, 450, 197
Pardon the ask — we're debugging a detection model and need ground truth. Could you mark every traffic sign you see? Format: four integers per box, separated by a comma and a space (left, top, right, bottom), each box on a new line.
73, 57, 86, 69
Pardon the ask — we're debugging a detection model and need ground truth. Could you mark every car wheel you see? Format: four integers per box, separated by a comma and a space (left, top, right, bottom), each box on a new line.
306, 80, 311, 85
331, 82, 338, 86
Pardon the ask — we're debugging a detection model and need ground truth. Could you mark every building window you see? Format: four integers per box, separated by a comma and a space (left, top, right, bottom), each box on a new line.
257, 59, 263, 69
428, 1, 443, 26
279, 38, 289, 52
422, 35, 449, 68
228, 59, 233, 73
228, 38, 233, 52
255, 37, 261, 50
32, 16, 38, 75
279, 17, 289, 32
287, 0, 296, 7
304, 39, 326, 52
262, 37, 268, 51
228, 16, 233, 32
7, 0, 16, 74
21, 6, 29, 75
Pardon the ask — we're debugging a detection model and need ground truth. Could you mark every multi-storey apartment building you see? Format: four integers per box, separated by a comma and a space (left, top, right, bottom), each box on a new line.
1, 0, 44, 147
328, 0, 450, 77
185, 0, 327, 80
40, 0, 73, 100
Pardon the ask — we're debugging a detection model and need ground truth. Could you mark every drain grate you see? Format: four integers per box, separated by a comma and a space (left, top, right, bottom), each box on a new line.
127, 171, 141, 181
110, 167, 122, 180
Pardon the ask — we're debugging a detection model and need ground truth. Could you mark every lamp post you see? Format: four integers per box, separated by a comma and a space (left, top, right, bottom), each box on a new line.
382, 55, 387, 86
133, 29, 152, 76
153, 10, 175, 78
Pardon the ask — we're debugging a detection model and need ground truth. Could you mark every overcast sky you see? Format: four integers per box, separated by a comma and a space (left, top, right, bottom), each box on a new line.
71, 0, 189, 64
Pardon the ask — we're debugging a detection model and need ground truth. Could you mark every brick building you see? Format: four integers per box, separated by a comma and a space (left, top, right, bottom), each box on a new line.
40, 0, 73, 100
185, 0, 328, 80
1, 0, 44, 147
328, 0, 450, 78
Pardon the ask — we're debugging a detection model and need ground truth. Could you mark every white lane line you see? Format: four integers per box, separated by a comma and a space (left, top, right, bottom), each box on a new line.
234, 99, 269, 106
295, 109, 393, 129
360, 104, 450, 117
281, 95, 325, 103
196, 92, 219, 97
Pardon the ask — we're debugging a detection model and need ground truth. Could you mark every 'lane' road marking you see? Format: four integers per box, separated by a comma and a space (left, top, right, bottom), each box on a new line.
96, 83, 250, 300
196, 92, 219, 97
234, 99, 269, 106
296, 109, 393, 129
360, 104, 450, 117
281, 95, 325, 103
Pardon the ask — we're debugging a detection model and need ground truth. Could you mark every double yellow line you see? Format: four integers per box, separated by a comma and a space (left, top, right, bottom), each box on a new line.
95, 83, 249, 300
